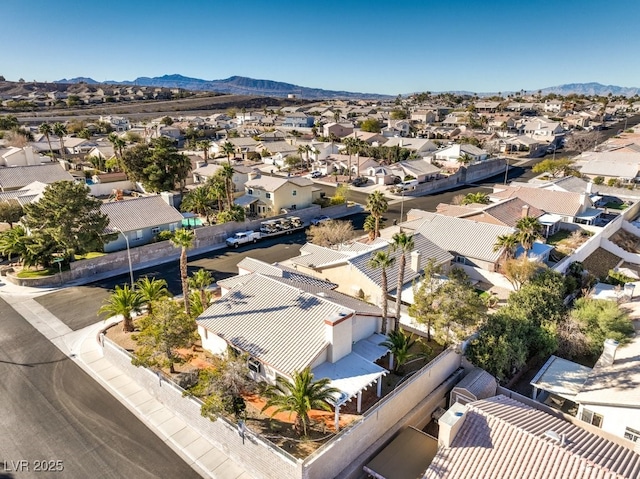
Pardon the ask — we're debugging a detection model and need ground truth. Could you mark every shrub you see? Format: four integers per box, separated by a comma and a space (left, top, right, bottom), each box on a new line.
593, 176, 604, 185
155, 230, 175, 242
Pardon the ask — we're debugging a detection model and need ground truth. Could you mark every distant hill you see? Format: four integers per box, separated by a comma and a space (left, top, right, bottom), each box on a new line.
55, 74, 391, 100
539, 82, 640, 97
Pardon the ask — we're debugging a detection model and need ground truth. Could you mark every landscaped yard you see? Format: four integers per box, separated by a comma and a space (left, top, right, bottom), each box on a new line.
547, 229, 592, 261
105, 318, 443, 459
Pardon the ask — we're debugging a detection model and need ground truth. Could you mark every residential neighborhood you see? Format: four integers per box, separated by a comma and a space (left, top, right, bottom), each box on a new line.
4, 69, 640, 479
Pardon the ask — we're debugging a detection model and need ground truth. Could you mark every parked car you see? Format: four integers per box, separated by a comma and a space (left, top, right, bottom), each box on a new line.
311, 215, 331, 226
306, 170, 323, 179
225, 231, 261, 248
351, 176, 368, 187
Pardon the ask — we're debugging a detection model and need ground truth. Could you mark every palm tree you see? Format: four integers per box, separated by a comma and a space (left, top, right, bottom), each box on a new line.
342, 137, 357, 181
197, 139, 211, 161
0, 225, 27, 262
98, 285, 143, 332
379, 329, 419, 373
515, 216, 543, 254
366, 191, 389, 239
135, 277, 170, 315
189, 268, 213, 309
261, 368, 339, 436
52, 122, 67, 160
460, 192, 490, 205
38, 122, 54, 159
220, 164, 235, 208
107, 132, 126, 161
493, 234, 519, 260
171, 229, 195, 316
221, 141, 236, 165
391, 231, 414, 331
363, 215, 379, 241
457, 153, 473, 166
368, 250, 395, 335
181, 186, 214, 224
297, 144, 312, 171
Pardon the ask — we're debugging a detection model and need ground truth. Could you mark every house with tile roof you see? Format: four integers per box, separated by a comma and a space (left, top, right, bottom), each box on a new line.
401, 210, 516, 272
236, 174, 320, 216
531, 330, 640, 445
196, 272, 389, 419
100, 194, 185, 252
0, 163, 74, 191
576, 149, 640, 183
420, 394, 640, 479
0, 146, 51, 167
434, 143, 489, 164
490, 184, 596, 224
191, 163, 256, 195
287, 234, 453, 316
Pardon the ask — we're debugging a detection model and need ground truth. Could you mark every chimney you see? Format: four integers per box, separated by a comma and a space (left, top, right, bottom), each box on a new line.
586, 181, 593, 195
597, 338, 619, 368
324, 311, 353, 363
399, 139, 403, 148
160, 191, 175, 207
438, 402, 467, 447
521, 204, 530, 218
410, 250, 422, 272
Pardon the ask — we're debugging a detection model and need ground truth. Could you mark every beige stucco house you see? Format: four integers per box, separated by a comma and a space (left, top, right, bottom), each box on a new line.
236, 175, 320, 216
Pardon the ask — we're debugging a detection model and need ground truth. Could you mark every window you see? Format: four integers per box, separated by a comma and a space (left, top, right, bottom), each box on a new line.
581, 409, 603, 428
133, 229, 143, 241
248, 188, 253, 195
248, 358, 262, 374
266, 192, 271, 199
625, 427, 640, 442
151, 227, 160, 234
292, 190, 297, 196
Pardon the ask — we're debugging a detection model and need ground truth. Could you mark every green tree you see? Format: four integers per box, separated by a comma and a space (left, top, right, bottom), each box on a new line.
160, 116, 174, 126
171, 229, 195, 317
360, 118, 381, 133
189, 268, 213, 309
0, 115, 19, 130
457, 153, 474, 166
218, 164, 235, 209
132, 298, 197, 373
38, 122, 55, 158
368, 250, 395, 335
53, 122, 67, 159
107, 133, 125, 162
98, 285, 144, 333
181, 186, 214, 224
197, 139, 211, 161
532, 158, 576, 178
22, 181, 112, 261
493, 234, 519, 262
0, 200, 24, 228
514, 216, 543, 254
408, 259, 444, 342
366, 191, 388, 239
120, 137, 191, 192
216, 205, 245, 224
570, 298, 634, 355
503, 257, 545, 291
136, 277, 171, 315
460, 192, 490, 205
379, 328, 424, 373
261, 368, 339, 436
0, 225, 27, 261
220, 141, 236, 165
363, 215, 380, 241
391, 232, 414, 331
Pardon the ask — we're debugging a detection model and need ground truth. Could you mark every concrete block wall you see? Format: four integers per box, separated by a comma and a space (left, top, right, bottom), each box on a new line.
103, 339, 302, 479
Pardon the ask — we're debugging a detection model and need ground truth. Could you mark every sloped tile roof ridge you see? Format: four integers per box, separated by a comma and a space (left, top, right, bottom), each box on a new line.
471, 395, 640, 477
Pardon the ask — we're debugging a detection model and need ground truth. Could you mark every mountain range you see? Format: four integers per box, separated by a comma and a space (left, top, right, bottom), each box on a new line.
54, 74, 640, 99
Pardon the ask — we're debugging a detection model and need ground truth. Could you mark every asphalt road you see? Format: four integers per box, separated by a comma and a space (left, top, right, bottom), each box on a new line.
35, 231, 309, 332
0, 297, 202, 479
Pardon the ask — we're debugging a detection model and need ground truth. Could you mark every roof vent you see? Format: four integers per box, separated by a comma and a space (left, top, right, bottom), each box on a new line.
544, 430, 567, 445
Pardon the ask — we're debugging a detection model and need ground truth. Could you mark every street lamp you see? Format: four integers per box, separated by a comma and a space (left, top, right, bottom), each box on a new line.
399, 186, 405, 224
113, 226, 134, 289
503, 156, 510, 185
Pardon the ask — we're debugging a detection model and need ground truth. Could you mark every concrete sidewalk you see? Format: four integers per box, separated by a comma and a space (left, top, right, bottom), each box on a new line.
1, 292, 252, 479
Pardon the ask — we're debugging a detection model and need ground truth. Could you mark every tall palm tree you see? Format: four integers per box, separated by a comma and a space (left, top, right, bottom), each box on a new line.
52, 122, 67, 160
221, 141, 236, 165
457, 153, 473, 166
391, 231, 414, 331
98, 285, 143, 332
297, 144, 312, 171
366, 191, 388, 239
461, 192, 490, 205
493, 234, 519, 260
107, 132, 126, 161
342, 137, 357, 181
368, 250, 395, 335
135, 277, 170, 315
220, 164, 235, 208
515, 216, 543, 254
261, 368, 339, 436
38, 122, 54, 159
171, 229, 195, 317
379, 328, 419, 373
197, 139, 211, 161
183, 186, 214, 224
189, 268, 213, 309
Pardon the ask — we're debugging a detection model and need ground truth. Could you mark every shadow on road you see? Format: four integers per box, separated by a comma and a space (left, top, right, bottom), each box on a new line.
0, 356, 71, 367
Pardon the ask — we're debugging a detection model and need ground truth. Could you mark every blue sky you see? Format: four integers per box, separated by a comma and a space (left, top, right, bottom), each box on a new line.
3, 0, 639, 95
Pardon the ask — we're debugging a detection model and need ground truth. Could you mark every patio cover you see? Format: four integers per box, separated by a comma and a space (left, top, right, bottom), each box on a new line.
575, 208, 603, 222
234, 195, 259, 207
530, 355, 591, 400
538, 213, 562, 225
363, 427, 438, 479
313, 352, 388, 405
351, 333, 389, 363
